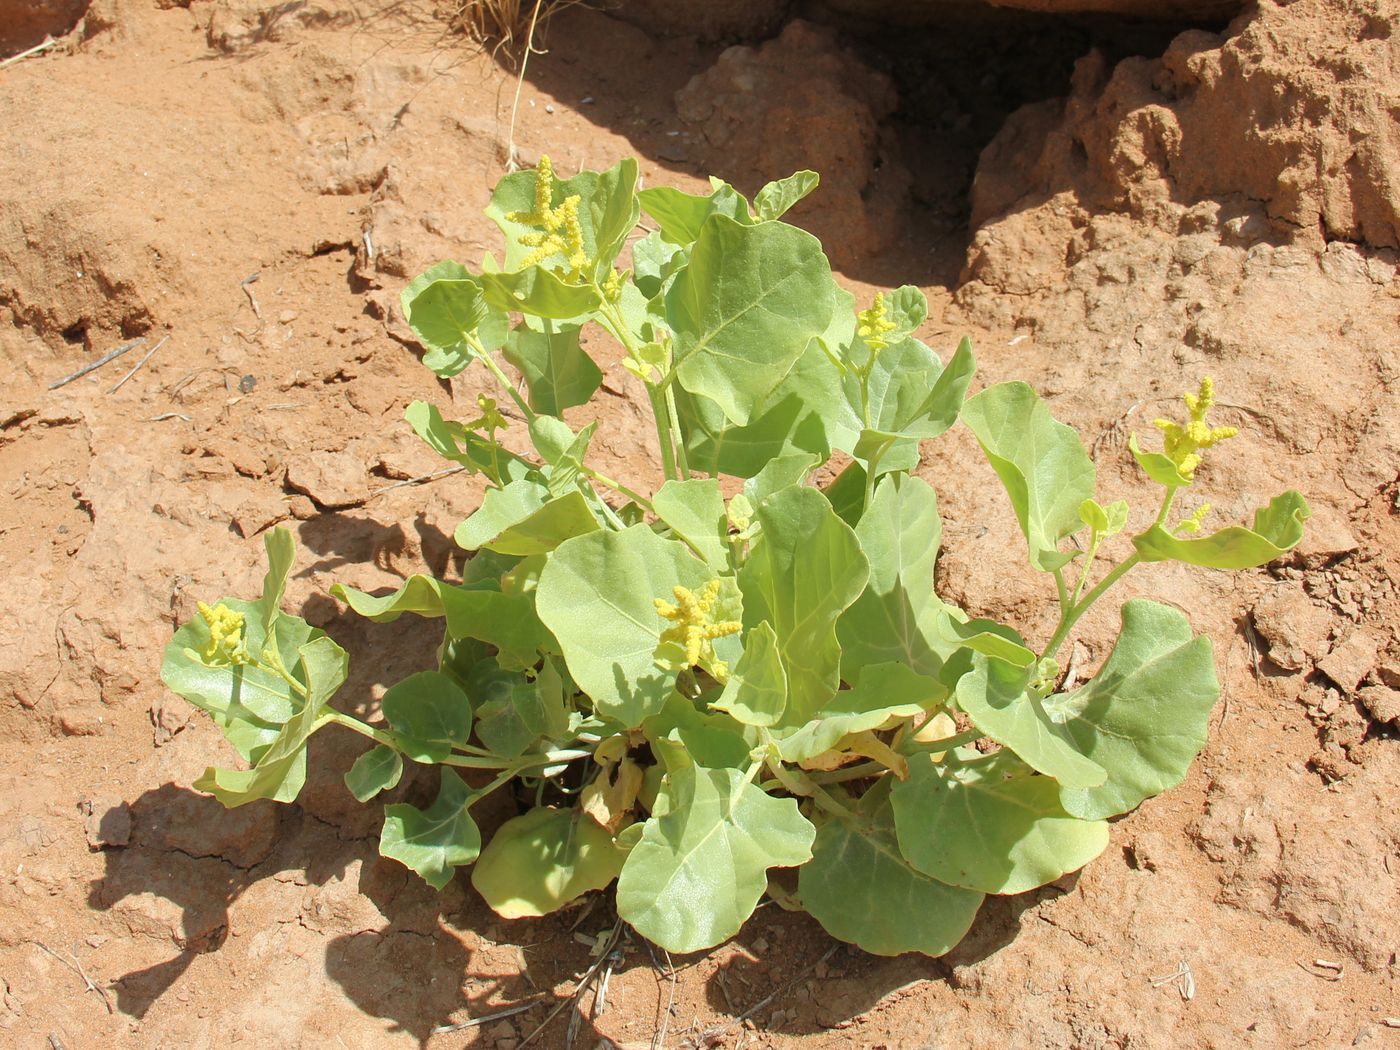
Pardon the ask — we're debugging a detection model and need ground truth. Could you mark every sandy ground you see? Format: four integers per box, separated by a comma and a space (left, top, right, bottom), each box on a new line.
1, 0, 1397, 1047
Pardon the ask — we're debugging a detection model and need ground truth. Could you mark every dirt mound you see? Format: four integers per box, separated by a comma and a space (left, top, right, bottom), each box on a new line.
674, 19, 908, 266
0, 0, 90, 56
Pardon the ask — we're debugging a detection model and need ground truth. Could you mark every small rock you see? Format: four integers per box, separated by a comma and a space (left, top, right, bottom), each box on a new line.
287, 493, 318, 520
1317, 628, 1382, 693
1357, 684, 1400, 725
1375, 656, 1400, 690
149, 697, 191, 746
286, 450, 369, 509
83, 799, 132, 849
232, 492, 290, 538
278, 310, 298, 323
1251, 588, 1331, 672
1293, 505, 1358, 567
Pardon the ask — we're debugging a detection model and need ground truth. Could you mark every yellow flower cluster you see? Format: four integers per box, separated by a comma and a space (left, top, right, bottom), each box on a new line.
1153, 376, 1238, 479
655, 580, 741, 677
507, 156, 588, 276
198, 601, 248, 664
856, 292, 897, 353
1175, 503, 1213, 535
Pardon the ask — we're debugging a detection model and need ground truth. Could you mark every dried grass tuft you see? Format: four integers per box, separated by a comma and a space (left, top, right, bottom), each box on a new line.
450, 0, 573, 49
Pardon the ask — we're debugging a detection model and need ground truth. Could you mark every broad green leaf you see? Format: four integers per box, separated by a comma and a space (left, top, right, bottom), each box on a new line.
961, 382, 1096, 572
455, 479, 600, 555
883, 285, 928, 335
528, 415, 597, 498
738, 486, 868, 724
502, 324, 602, 415
1047, 600, 1219, 820
800, 792, 983, 957
844, 337, 975, 467
344, 745, 404, 802
401, 261, 493, 377
1128, 432, 1192, 487
837, 474, 951, 682
403, 273, 488, 367
953, 655, 1106, 790
667, 215, 836, 425
536, 525, 712, 727
644, 693, 752, 771
486, 157, 640, 278
380, 767, 481, 890
381, 670, 472, 763
472, 807, 625, 918
471, 659, 570, 757
1132, 490, 1310, 569
742, 453, 820, 508
754, 170, 819, 222
194, 634, 348, 808
891, 750, 1109, 894
772, 661, 942, 762
616, 765, 815, 953
712, 622, 786, 727
653, 478, 729, 571
478, 267, 602, 320
332, 575, 554, 670
403, 400, 533, 480
256, 527, 295, 638
939, 616, 1036, 668
638, 183, 751, 245
631, 229, 687, 298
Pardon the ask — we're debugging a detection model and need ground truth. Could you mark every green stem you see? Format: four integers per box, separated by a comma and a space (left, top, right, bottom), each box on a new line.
468, 334, 536, 423
328, 712, 591, 770
1040, 553, 1141, 662
765, 756, 854, 819
663, 380, 690, 478
580, 465, 654, 512
907, 728, 984, 755
647, 385, 679, 482
259, 647, 308, 698
806, 760, 889, 785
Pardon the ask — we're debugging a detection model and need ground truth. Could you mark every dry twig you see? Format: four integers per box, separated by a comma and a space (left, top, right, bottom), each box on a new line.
108, 335, 169, 393
0, 36, 61, 70
48, 338, 146, 390
30, 941, 114, 1014
432, 994, 549, 1035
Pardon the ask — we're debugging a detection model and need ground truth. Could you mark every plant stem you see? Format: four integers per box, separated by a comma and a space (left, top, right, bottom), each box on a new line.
908, 728, 984, 755
663, 380, 690, 478
647, 385, 679, 482
580, 465, 654, 512
765, 757, 853, 819
328, 711, 591, 770
469, 334, 536, 422
1040, 553, 1141, 662
806, 760, 889, 785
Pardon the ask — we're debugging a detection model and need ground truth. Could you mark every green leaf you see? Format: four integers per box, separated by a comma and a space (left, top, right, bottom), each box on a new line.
712, 622, 787, 727
380, 767, 481, 890
502, 324, 602, 415
961, 381, 1096, 572
1128, 432, 1192, 487
638, 183, 751, 245
332, 575, 555, 670
891, 750, 1109, 894
632, 229, 688, 300
471, 658, 570, 757
836, 474, 951, 682
478, 267, 602, 321
1047, 600, 1220, 820
939, 616, 1036, 668
616, 765, 815, 953
644, 693, 752, 771
883, 285, 928, 335
402, 270, 488, 369
194, 634, 348, 808
667, 215, 836, 425
953, 655, 1107, 790
1132, 490, 1310, 569
344, 745, 404, 802
381, 670, 473, 764
742, 453, 820, 508
536, 525, 713, 727
403, 400, 533, 479
256, 527, 295, 638
771, 661, 941, 762
472, 807, 625, 918
847, 336, 975, 452
653, 478, 729, 572
455, 479, 600, 555
799, 792, 983, 957
738, 486, 868, 724
754, 170, 819, 222
673, 338, 851, 478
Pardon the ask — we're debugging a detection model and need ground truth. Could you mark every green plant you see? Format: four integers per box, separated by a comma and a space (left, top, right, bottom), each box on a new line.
161, 158, 1310, 957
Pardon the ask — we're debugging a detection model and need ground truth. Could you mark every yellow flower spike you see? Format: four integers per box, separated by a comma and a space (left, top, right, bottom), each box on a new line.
1153, 376, 1238, 479
1175, 503, 1212, 535
197, 601, 248, 664
654, 579, 741, 675
506, 157, 592, 278
856, 292, 897, 353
